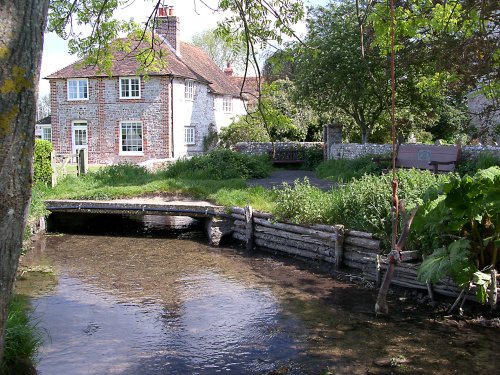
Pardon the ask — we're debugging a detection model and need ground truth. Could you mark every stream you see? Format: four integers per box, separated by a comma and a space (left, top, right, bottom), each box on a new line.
17, 213, 499, 374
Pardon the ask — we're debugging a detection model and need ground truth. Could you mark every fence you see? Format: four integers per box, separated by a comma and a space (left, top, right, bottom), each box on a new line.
50, 149, 88, 187
230, 206, 499, 307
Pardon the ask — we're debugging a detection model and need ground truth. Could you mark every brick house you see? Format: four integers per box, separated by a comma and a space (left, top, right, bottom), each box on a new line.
46, 6, 245, 164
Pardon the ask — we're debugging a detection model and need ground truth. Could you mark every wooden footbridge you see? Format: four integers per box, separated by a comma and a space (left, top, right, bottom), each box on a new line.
44, 198, 233, 245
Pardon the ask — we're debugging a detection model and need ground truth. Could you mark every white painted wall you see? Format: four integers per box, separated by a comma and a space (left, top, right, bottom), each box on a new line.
172, 78, 246, 158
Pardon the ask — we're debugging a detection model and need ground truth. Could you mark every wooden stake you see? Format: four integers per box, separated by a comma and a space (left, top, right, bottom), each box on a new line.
490, 269, 497, 311
244, 205, 254, 251
334, 225, 344, 269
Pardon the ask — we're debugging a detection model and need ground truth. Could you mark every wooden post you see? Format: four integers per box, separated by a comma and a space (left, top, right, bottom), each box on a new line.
334, 224, 344, 269
244, 205, 254, 251
77, 148, 88, 176
490, 270, 497, 311
50, 150, 57, 187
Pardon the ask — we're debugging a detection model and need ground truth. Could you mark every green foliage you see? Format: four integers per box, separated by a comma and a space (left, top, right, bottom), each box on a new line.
163, 149, 272, 180
272, 169, 451, 251
203, 124, 219, 152
219, 117, 270, 148
274, 178, 331, 224
456, 152, 500, 177
2, 296, 42, 368
29, 184, 50, 220
294, 1, 388, 143
315, 156, 389, 183
33, 139, 53, 186
369, 0, 498, 102
418, 240, 475, 286
301, 147, 324, 171
415, 167, 500, 302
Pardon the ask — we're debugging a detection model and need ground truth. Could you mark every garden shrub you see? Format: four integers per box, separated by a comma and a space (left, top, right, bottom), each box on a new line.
315, 155, 389, 183
164, 149, 272, 180
33, 139, 53, 186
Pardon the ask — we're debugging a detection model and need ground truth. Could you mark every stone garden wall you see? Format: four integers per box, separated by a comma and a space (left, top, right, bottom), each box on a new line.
234, 142, 324, 155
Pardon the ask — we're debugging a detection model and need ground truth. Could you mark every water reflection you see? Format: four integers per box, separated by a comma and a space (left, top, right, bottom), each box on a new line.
17, 214, 500, 375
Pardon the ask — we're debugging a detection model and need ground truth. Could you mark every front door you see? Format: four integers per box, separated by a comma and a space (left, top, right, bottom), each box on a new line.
72, 122, 88, 157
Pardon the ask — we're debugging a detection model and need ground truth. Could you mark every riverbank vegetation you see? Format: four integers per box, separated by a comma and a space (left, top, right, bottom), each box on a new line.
1, 296, 42, 373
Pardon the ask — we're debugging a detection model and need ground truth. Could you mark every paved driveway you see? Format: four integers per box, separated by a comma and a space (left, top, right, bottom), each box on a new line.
247, 170, 335, 190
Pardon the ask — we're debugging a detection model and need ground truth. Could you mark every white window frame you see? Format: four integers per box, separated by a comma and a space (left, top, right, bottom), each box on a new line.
119, 121, 144, 155
184, 126, 195, 145
67, 78, 89, 101
185, 80, 194, 100
40, 125, 52, 142
119, 77, 141, 99
223, 96, 233, 113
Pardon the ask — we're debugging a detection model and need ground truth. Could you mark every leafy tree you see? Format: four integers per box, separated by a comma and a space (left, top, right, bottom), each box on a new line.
192, 28, 247, 73
369, 0, 499, 123
294, 1, 389, 143
0, 0, 305, 363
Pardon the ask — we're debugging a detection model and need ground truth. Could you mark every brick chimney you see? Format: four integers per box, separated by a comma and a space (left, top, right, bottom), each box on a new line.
157, 5, 180, 57
223, 63, 234, 76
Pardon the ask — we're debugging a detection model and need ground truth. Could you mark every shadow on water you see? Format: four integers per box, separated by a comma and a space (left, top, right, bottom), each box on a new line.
17, 214, 499, 375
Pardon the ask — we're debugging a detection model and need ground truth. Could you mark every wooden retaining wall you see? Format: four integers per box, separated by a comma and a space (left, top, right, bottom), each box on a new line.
230, 207, 497, 301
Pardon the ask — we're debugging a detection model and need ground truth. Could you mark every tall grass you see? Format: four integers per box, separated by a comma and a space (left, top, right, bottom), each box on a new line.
2, 295, 43, 369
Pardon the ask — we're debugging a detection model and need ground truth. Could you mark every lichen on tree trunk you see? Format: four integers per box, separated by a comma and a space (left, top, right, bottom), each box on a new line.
0, 0, 50, 363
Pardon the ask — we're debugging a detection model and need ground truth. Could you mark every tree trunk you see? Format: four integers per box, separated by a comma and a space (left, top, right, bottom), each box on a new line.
361, 127, 370, 144
0, 0, 49, 363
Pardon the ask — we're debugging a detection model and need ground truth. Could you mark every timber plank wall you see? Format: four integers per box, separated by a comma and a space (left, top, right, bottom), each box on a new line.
230, 207, 496, 301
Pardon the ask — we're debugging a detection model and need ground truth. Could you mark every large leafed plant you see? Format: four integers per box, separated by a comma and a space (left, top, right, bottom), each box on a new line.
416, 167, 500, 302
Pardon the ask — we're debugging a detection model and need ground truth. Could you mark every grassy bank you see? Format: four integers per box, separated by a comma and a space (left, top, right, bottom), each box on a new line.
1, 295, 42, 373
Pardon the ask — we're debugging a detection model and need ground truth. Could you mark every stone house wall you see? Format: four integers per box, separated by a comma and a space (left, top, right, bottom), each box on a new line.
50, 76, 170, 164
51, 76, 246, 163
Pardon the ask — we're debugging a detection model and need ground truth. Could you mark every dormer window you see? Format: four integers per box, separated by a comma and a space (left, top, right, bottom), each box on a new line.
67, 79, 88, 100
185, 80, 194, 100
120, 77, 141, 99
223, 96, 233, 113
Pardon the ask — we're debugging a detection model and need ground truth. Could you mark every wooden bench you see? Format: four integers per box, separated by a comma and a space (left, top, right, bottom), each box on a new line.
268, 149, 306, 164
374, 144, 461, 173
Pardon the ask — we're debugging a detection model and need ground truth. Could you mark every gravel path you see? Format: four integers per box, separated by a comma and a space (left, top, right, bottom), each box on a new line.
247, 169, 335, 190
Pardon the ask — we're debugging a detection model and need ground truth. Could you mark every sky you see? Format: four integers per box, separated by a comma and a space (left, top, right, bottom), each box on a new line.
39, 0, 327, 97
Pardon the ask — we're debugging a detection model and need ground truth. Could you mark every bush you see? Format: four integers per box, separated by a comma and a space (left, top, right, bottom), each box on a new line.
33, 139, 53, 186
2, 295, 42, 369
301, 147, 324, 171
273, 178, 331, 224
163, 149, 273, 180
315, 155, 389, 183
219, 118, 270, 148
456, 152, 500, 176
273, 169, 453, 251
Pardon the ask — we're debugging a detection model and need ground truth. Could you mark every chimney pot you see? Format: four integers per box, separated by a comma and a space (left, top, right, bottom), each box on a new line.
224, 63, 234, 76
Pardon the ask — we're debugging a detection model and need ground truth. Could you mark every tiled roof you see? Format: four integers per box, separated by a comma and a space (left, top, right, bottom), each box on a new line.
36, 115, 51, 125
46, 38, 242, 97
230, 76, 261, 106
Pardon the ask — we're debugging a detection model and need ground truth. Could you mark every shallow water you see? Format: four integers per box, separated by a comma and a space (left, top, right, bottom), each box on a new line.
18, 214, 499, 374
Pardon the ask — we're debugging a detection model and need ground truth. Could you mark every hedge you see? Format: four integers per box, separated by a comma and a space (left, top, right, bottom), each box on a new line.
33, 139, 53, 186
